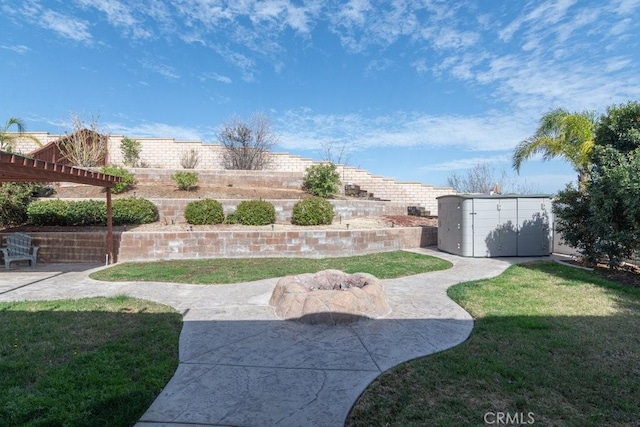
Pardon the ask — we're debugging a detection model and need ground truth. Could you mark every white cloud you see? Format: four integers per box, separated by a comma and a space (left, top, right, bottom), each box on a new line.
76, 0, 153, 39
420, 155, 511, 172
16, 1, 92, 43
277, 109, 532, 153
106, 121, 203, 141
0, 44, 30, 54
200, 72, 232, 84
140, 60, 180, 79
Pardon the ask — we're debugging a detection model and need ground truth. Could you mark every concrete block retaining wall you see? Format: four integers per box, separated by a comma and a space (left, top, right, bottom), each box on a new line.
151, 199, 407, 223
116, 227, 437, 262
0, 232, 109, 264
2, 227, 437, 263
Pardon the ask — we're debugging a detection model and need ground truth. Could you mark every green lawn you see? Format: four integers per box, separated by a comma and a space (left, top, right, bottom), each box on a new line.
0, 296, 182, 427
90, 250, 452, 284
347, 261, 640, 426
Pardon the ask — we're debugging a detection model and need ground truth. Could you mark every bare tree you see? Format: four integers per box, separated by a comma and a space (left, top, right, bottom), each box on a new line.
180, 148, 200, 169
447, 162, 540, 194
57, 113, 108, 167
217, 112, 277, 170
321, 140, 352, 165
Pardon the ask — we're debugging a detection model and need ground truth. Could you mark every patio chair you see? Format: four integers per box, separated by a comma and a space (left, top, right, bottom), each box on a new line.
1, 233, 39, 270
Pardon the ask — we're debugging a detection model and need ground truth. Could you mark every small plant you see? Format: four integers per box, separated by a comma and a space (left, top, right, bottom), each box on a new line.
225, 200, 276, 225
120, 137, 142, 167
184, 199, 224, 225
101, 165, 135, 194
180, 148, 200, 169
172, 171, 199, 191
291, 196, 334, 225
302, 163, 341, 198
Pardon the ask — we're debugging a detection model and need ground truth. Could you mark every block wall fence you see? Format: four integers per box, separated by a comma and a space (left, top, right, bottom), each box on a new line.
12, 133, 455, 214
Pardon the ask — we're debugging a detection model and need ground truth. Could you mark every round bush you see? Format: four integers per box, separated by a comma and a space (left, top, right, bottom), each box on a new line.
112, 197, 158, 225
227, 200, 276, 225
302, 163, 341, 198
184, 199, 224, 225
172, 171, 199, 191
101, 165, 135, 194
291, 197, 334, 226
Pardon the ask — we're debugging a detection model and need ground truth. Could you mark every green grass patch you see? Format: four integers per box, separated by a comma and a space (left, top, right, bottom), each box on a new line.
347, 261, 640, 426
0, 296, 182, 426
90, 251, 452, 284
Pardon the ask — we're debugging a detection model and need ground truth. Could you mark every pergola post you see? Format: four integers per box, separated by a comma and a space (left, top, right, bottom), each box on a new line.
106, 187, 114, 264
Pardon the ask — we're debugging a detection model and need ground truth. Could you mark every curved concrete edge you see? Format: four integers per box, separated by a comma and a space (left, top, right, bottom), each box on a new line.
0, 248, 550, 426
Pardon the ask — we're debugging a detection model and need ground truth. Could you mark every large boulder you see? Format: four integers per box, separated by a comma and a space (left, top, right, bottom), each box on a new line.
269, 269, 391, 325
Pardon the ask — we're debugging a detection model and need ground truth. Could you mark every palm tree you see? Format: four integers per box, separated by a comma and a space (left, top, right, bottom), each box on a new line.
0, 117, 40, 152
512, 108, 596, 188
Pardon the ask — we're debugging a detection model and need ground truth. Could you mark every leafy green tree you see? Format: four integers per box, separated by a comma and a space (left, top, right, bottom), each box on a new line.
302, 163, 341, 198
0, 117, 40, 152
513, 108, 596, 188
586, 145, 640, 268
120, 137, 142, 167
594, 100, 640, 154
553, 100, 640, 269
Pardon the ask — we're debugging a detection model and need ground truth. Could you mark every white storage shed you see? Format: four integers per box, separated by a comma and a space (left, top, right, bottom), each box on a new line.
437, 194, 553, 257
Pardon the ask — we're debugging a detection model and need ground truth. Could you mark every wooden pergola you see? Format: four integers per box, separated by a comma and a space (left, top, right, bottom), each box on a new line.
0, 152, 122, 263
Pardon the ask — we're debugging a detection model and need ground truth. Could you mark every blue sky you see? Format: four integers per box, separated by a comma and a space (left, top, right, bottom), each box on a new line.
2, 0, 639, 193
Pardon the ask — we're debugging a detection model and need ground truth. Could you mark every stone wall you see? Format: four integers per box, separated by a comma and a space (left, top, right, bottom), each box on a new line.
149, 199, 407, 223
116, 227, 437, 262
2, 227, 437, 263
11, 132, 455, 214
1, 232, 109, 264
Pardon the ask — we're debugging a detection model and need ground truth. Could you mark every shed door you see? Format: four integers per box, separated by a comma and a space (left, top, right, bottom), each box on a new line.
517, 198, 551, 256
472, 199, 518, 257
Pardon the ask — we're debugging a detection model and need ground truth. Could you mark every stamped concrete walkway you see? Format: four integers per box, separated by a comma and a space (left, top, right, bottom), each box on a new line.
0, 248, 547, 426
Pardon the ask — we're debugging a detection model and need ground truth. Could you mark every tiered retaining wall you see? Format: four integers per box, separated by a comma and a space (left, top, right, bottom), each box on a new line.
12, 134, 455, 214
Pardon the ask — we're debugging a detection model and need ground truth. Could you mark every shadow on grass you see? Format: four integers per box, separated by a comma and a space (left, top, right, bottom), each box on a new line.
346, 261, 640, 426
0, 305, 182, 427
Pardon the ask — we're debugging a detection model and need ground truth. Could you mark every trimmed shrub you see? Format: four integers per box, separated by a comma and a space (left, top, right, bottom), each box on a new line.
291, 197, 334, 226
172, 171, 199, 191
27, 197, 157, 226
302, 163, 341, 198
225, 200, 276, 225
27, 199, 69, 226
66, 200, 106, 225
112, 197, 159, 225
101, 165, 135, 194
184, 199, 224, 225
